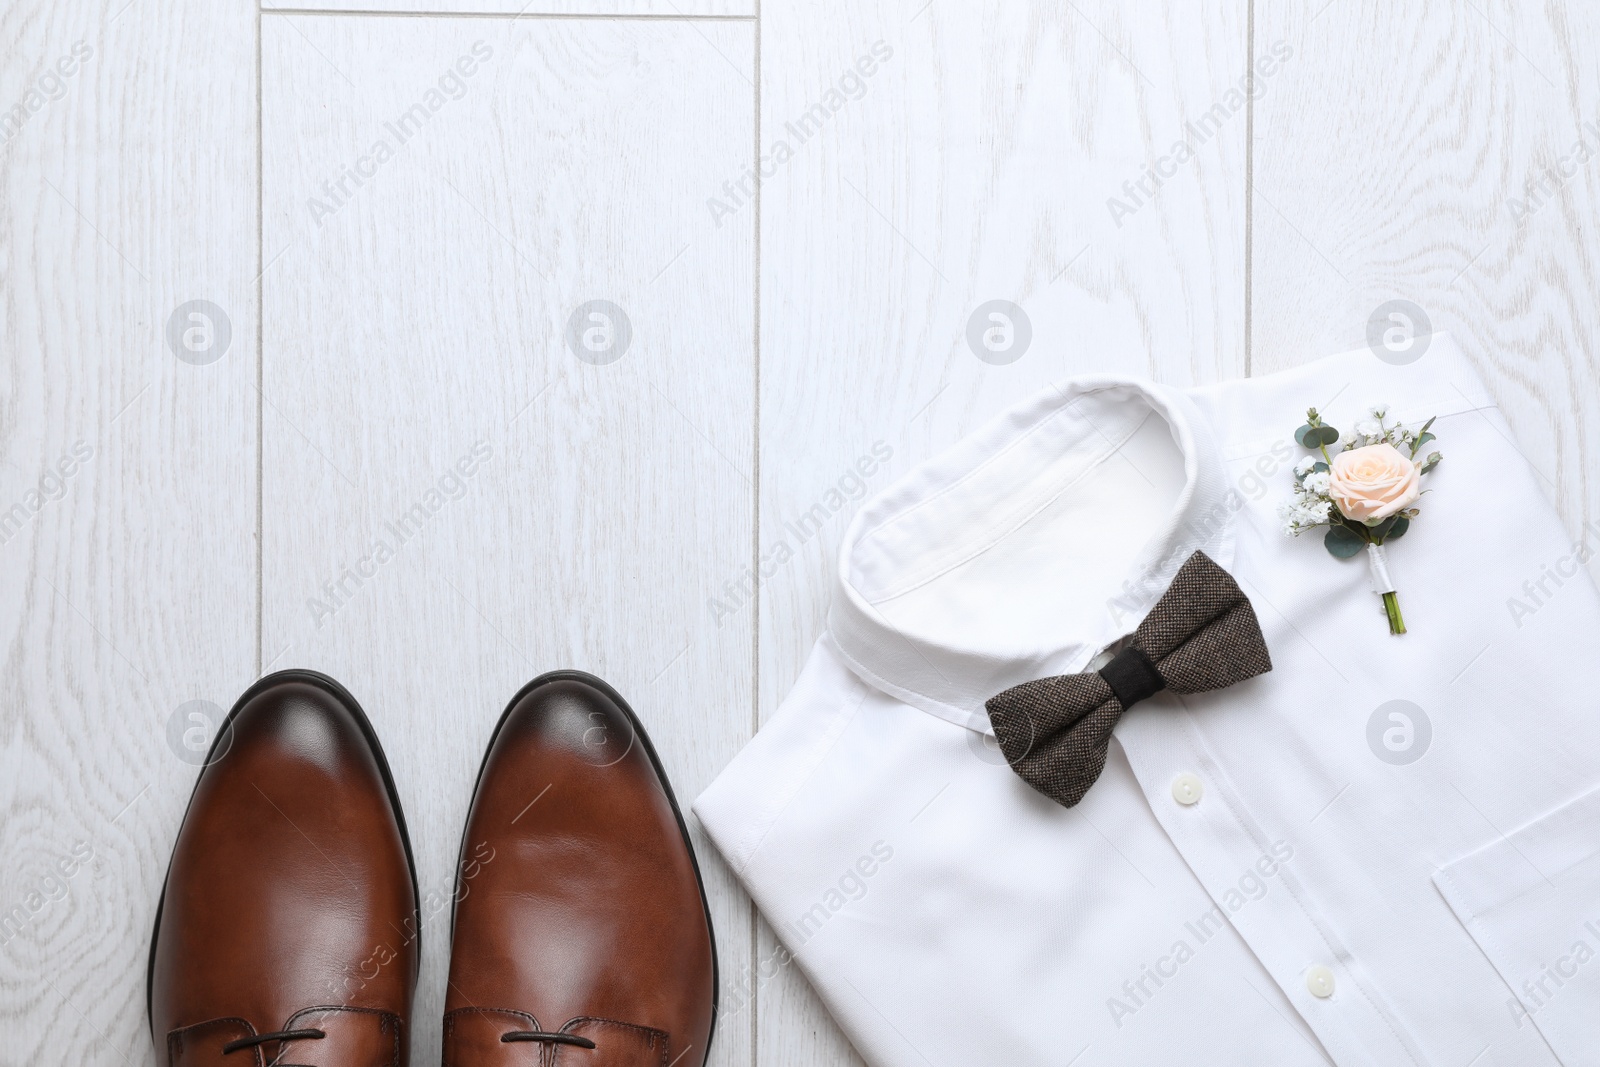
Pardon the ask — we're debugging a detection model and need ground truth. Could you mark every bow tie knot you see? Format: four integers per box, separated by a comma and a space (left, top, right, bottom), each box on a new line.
984, 551, 1272, 808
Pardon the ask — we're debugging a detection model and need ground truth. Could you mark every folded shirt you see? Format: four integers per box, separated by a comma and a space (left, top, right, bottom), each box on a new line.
696, 334, 1600, 1067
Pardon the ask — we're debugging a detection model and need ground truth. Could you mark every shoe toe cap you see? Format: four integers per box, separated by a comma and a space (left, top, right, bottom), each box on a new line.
494, 675, 642, 772
151, 673, 418, 1044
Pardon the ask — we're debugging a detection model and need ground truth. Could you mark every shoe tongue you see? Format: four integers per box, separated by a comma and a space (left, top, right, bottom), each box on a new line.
443, 1008, 676, 1067
165, 1008, 401, 1067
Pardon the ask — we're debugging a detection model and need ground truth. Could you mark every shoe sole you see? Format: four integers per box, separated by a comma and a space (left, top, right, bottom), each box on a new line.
449, 669, 721, 1067
145, 669, 421, 1040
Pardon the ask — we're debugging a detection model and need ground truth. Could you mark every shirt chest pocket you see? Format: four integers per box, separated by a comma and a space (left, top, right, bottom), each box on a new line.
1433, 786, 1600, 1066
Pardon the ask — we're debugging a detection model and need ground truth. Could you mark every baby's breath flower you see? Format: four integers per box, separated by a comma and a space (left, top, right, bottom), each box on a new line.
1299, 500, 1333, 525
1279, 496, 1333, 536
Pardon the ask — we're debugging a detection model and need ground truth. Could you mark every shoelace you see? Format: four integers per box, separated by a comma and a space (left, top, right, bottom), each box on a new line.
502, 1031, 597, 1050
221, 1028, 326, 1055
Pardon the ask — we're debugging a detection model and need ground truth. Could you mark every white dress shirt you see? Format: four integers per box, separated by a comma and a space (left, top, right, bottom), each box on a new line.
695, 334, 1600, 1067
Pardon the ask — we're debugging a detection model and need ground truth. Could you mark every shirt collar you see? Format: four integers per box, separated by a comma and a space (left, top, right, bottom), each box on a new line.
825, 376, 1236, 733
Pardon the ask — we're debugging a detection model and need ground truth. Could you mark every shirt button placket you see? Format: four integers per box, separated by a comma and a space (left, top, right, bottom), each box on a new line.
1306, 965, 1336, 999
1171, 772, 1204, 806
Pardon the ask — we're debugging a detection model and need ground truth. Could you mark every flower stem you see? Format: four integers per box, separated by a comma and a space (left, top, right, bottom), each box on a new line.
1382, 591, 1406, 635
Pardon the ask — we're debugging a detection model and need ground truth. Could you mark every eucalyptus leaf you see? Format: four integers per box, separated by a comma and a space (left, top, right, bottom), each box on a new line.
1324, 525, 1365, 559
1383, 516, 1411, 541
1370, 516, 1399, 540
1311, 425, 1341, 447
1312, 461, 1329, 473
1295, 424, 1317, 448
1421, 452, 1442, 474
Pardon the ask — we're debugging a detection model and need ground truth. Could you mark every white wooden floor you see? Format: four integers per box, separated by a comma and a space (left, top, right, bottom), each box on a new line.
2, 1, 1597, 1064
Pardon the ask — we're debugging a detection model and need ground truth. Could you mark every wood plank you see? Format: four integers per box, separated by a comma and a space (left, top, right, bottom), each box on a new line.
753, 1, 1250, 1061
260, 13, 754, 1065
1252, 0, 1600, 548
0, 0, 259, 1063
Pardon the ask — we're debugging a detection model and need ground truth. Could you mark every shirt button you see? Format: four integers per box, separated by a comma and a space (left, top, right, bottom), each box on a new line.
1306, 965, 1336, 998
1171, 773, 1204, 806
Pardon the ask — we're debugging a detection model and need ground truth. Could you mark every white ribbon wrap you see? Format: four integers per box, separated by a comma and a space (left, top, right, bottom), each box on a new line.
1366, 542, 1397, 595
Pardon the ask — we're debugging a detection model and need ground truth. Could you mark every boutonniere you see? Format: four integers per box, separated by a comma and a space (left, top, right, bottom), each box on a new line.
1280, 404, 1443, 635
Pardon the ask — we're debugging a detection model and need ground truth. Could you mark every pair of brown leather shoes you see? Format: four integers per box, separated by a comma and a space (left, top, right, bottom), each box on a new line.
149, 669, 717, 1066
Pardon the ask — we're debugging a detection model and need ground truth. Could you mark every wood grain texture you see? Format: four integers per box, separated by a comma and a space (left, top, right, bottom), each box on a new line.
260, 12, 754, 1066
753, 1, 1250, 1062
1252, 0, 1600, 545
6, 1, 1600, 1065
0, 1, 258, 1065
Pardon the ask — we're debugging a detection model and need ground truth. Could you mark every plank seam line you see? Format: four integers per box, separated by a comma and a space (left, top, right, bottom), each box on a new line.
1243, 0, 1255, 376
262, 8, 756, 20
750, 0, 762, 1061
256, 0, 266, 675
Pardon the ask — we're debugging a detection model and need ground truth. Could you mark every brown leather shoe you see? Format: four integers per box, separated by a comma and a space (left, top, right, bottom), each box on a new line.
149, 670, 420, 1066
443, 671, 718, 1066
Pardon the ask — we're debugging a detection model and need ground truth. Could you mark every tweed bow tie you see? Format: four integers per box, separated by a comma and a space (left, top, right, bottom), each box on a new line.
984, 551, 1272, 808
